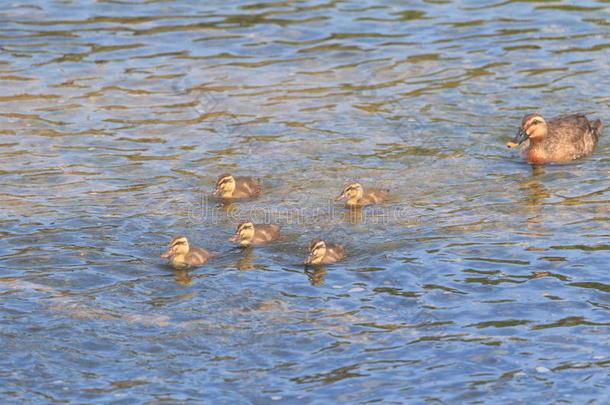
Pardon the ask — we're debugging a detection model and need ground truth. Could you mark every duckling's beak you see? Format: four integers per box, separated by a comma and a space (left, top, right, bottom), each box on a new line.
334, 192, 346, 202
506, 127, 528, 148
304, 256, 311, 264
228, 234, 238, 242
211, 187, 220, 196
160, 246, 174, 258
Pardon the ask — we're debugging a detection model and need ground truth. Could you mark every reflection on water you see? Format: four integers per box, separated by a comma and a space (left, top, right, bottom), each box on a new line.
173, 269, 193, 285
235, 246, 256, 271
0, 0, 609, 403
305, 267, 327, 286
520, 180, 550, 206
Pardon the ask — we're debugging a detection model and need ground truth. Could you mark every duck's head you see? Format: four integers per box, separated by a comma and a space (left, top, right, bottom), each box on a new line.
229, 221, 255, 245
304, 238, 326, 265
335, 182, 363, 202
507, 113, 547, 147
212, 173, 236, 197
161, 235, 189, 258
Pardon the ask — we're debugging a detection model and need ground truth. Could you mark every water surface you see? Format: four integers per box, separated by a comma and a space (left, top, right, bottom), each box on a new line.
0, 0, 609, 403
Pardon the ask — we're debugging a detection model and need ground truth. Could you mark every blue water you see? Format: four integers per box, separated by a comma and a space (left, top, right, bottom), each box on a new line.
0, 0, 608, 403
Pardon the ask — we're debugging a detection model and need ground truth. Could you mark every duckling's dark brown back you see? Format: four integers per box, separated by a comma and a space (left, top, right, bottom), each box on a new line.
361, 187, 389, 205
236, 176, 261, 197
253, 223, 280, 242
325, 242, 345, 262
186, 246, 210, 265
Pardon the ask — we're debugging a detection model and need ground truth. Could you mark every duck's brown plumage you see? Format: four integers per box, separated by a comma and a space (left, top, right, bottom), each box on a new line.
304, 238, 345, 265
335, 182, 389, 206
212, 173, 261, 199
229, 221, 280, 246
161, 235, 210, 269
507, 113, 602, 163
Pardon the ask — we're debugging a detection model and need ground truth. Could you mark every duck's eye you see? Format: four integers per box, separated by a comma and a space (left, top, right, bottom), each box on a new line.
172, 241, 186, 246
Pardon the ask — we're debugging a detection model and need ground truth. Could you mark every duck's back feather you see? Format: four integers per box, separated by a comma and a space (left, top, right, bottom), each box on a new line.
534, 114, 601, 161
234, 176, 261, 198
185, 247, 210, 265
324, 242, 345, 263
253, 224, 280, 243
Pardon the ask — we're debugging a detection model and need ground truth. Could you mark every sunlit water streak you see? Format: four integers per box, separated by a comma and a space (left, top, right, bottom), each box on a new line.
0, 0, 609, 403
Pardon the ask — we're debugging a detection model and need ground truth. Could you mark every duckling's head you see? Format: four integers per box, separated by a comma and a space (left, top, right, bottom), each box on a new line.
304, 238, 326, 265
507, 114, 547, 147
161, 235, 190, 258
229, 221, 255, 245
212, 173, 236, 197
335, 182, 363, 203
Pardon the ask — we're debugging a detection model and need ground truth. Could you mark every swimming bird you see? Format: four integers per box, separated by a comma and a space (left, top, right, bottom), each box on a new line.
228, 221, 280, 246
335, 182, 389, 206
212, 173, 261, 199
304, 238, 345, 265
507, 113, 602, 163
161, 235, 210, 269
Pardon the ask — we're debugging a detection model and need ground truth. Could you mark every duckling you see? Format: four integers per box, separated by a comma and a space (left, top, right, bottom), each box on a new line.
304, 238, 345, 265
161, 235, 210, 269
335, 182, 389, 206
507, 113, 602, 163
228, 221, 280, 246
212, 173, 261, 199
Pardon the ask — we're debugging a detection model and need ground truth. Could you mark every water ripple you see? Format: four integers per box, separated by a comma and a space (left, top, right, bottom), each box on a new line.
1, 0, 609, 403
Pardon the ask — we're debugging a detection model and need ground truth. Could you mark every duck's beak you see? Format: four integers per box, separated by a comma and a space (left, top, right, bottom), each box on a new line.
304, 256, 311, 264
228, 234, 238, 242
160, 246, 174, 258
507, 127, 528, 148
334, 192, 346, 202
211, 187, 220, 196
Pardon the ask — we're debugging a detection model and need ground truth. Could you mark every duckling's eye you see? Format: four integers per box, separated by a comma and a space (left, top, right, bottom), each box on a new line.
173, 241, 186, 246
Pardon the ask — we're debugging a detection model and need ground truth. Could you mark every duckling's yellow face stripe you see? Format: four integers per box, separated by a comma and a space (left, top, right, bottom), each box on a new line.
171, 238, 187, 247
213, 175, 236, 197
233, 222, 254, 242
171, 238, 188, 253
310, 241, 325, 255
345, 184, 362, 198
237, 222, 254, 232
216, 176, 234, 189
336, 183, 360, 200
304, 240, 327, 264
162, 237, 188, 257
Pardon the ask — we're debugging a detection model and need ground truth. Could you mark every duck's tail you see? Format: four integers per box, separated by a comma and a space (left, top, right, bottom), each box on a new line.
591, 119, 602, 142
